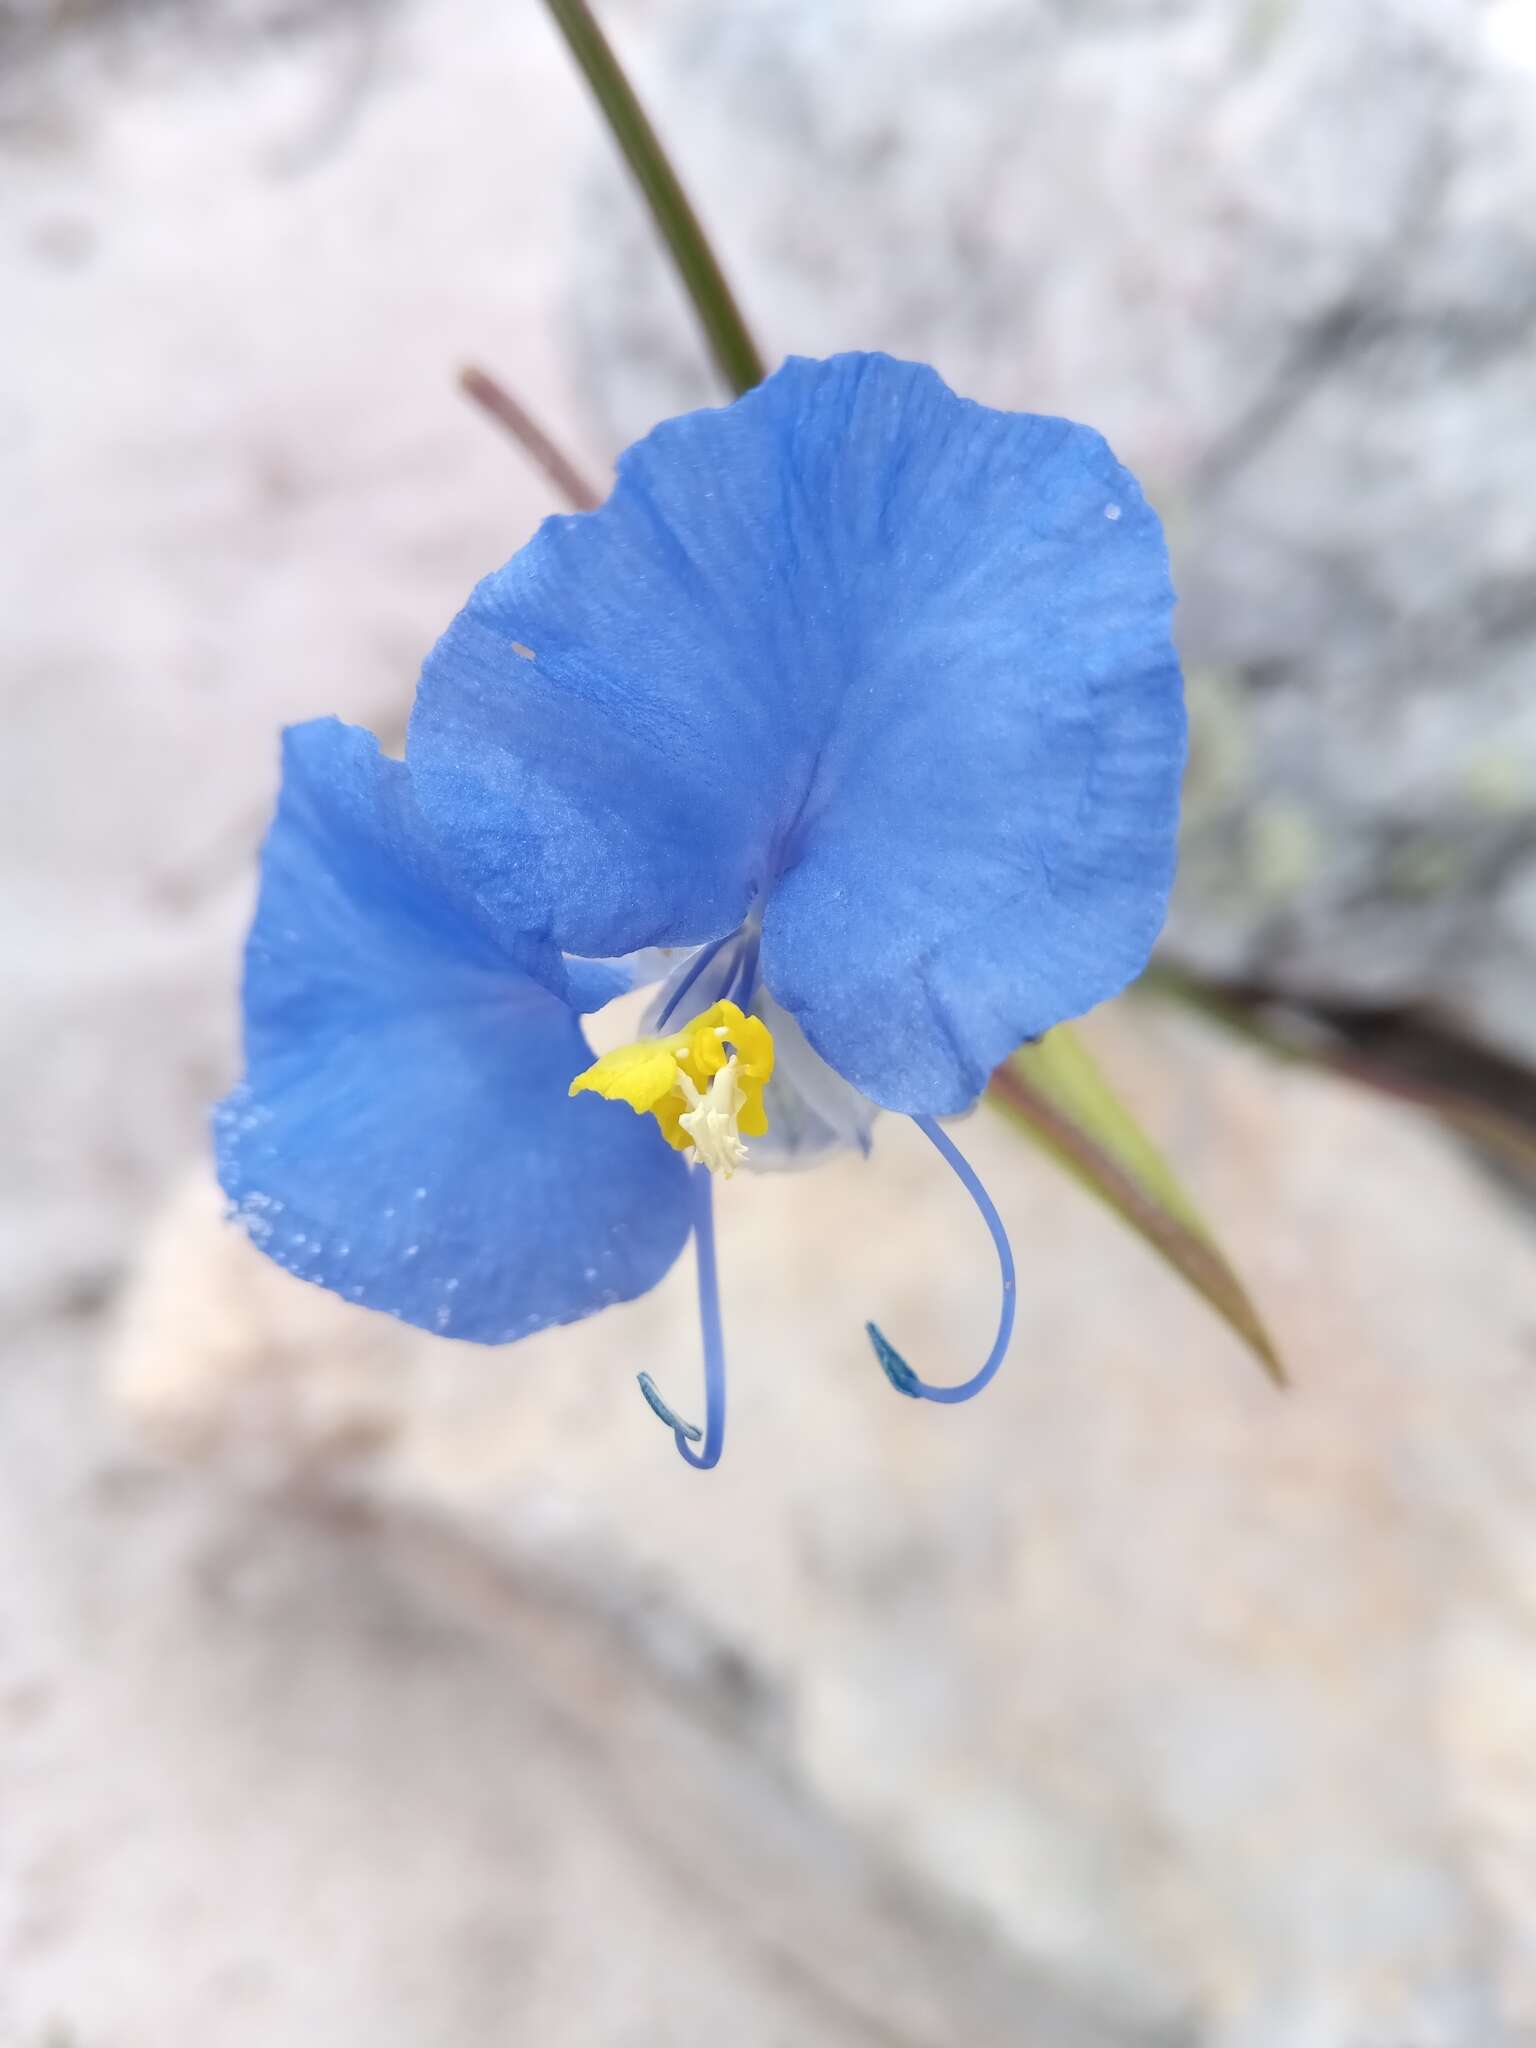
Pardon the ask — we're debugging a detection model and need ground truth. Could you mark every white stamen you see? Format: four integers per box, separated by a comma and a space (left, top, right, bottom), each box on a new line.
676, 1055, 751, 1177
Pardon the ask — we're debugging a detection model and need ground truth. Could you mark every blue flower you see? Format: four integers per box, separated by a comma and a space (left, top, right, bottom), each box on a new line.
218, 353, 1185, 1471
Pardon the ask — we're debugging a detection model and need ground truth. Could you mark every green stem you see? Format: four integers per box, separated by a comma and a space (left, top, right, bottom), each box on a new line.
543, 0, 767, 398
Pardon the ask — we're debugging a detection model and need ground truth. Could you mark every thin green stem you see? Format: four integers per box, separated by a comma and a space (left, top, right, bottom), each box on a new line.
542, 0, 767, 398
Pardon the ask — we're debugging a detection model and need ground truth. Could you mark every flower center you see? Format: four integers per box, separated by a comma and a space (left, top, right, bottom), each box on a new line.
568, 999, 776, 1179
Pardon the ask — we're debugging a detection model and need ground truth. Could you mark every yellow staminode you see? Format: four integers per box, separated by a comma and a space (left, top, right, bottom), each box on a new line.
569, 999, 775, 1178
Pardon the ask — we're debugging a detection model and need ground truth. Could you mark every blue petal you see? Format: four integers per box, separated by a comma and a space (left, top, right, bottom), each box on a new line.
408, 353, 1184, 1114
215, 719, 692, 1342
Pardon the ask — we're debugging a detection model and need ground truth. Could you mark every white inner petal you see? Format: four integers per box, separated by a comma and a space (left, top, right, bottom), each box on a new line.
747, 988, 880, 1172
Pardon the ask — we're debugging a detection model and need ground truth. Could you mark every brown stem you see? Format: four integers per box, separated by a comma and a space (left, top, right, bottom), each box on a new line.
458, 366, 603, 512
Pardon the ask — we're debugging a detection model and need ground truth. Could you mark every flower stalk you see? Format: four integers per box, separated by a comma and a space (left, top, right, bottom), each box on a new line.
458, 365, 603, 510
541, 0, 767, 397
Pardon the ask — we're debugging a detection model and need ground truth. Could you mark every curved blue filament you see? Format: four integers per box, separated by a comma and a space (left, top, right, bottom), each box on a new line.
637, 1371, 703, 1441
636, 1165, 727, 1468
655, 934, 735, 1030
866, 1114, 1017, 1405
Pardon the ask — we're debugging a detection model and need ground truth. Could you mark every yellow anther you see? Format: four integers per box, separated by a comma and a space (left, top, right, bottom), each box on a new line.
569, 999, 775, 1178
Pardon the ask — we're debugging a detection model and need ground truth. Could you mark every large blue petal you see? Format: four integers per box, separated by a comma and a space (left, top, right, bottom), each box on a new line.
408, 353, 1184, 1115
215, 719, 692, 1342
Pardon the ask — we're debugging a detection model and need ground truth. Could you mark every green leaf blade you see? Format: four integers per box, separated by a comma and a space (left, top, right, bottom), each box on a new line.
988, 1024, 1286, 1387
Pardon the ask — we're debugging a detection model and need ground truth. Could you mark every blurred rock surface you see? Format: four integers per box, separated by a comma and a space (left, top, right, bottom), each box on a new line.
111, 1004, 1536, 2048
6, 2, 1536, 2042
3, 1335, 1154, 2048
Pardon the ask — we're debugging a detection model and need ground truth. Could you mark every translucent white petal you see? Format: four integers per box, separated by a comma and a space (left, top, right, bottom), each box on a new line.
746, 990, 879, 1173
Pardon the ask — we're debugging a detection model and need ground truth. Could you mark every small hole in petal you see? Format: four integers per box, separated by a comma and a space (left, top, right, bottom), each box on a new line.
1104, 503, 1122, 521
511, 641, 536, 660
